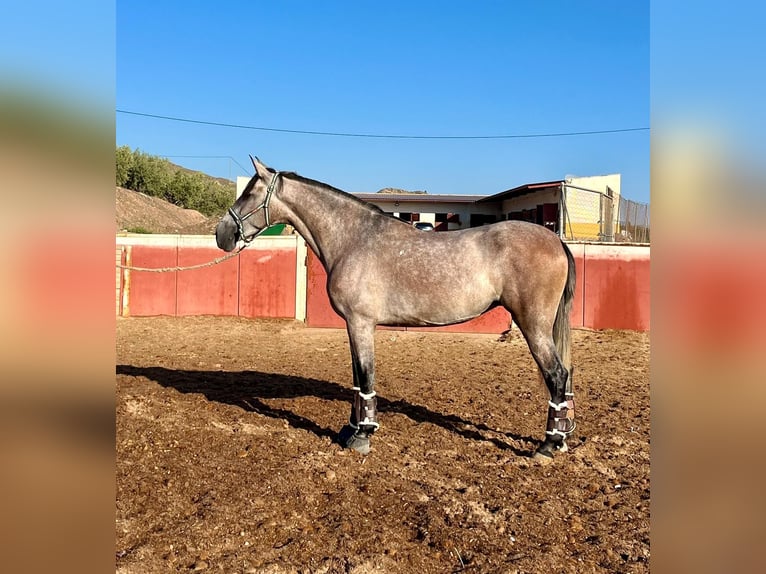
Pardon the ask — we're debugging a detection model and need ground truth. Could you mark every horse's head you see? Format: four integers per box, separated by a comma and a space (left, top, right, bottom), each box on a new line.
215, 156, 279, 251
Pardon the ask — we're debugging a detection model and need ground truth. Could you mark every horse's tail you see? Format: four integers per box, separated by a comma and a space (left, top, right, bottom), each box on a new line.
553, 240, 576, 380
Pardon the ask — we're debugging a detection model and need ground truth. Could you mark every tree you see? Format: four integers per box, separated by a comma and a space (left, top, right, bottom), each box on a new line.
127, 150, 172, 197
116, 145, 235, 216
115, 145, 133, 187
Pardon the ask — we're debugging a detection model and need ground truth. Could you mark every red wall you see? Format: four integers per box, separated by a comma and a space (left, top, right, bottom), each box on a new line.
239, 248, 297, 319
127, 245, 177, 316
582, 245, 651, 331
305, 249, 344, 329
120, 240, 296, 319
119, 238, 649, 331
177, 247, 239, 316
568, 243, 586, 329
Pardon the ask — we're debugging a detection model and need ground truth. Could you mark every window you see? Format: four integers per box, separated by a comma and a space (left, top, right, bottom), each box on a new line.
397, 212, 420, 223
434, 213, 460, 231
470, 214, 497, 227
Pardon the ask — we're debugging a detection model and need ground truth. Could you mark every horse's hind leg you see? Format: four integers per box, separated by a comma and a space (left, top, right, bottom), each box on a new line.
518, 325, 573, 460
337, 319, 379, 454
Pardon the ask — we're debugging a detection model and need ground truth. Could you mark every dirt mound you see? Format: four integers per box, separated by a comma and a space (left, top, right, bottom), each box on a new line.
116, 187, 219, 235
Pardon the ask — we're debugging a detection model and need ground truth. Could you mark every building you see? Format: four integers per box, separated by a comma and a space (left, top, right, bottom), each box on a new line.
356, 174, 622, 241
477, 174, 622, 241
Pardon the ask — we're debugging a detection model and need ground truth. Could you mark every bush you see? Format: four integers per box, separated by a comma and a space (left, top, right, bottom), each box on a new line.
126, 226, 151, 234
116, 146, 235, 216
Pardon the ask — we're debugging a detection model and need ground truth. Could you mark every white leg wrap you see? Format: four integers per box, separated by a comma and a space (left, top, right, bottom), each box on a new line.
350, 388, 379, 431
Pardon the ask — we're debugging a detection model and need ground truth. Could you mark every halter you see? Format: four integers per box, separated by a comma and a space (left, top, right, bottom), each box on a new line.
228, 170, 280, 243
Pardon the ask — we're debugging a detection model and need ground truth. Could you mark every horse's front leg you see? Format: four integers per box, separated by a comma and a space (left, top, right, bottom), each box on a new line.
338, 320, 378, 455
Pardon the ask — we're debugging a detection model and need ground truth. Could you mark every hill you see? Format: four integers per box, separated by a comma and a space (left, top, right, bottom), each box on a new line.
116, 187, 219, 235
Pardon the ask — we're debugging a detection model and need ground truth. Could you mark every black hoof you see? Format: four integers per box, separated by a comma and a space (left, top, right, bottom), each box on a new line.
534, 444, 555, 460
337, 425, 371, 455
532, 450, 554, 464
534, 439, 568, 462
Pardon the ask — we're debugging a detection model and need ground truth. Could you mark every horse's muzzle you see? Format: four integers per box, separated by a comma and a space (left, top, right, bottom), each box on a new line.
215, 217, 239, 252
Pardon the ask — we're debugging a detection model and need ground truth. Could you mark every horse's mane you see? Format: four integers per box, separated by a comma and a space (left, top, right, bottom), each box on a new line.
281, 171, 388, 218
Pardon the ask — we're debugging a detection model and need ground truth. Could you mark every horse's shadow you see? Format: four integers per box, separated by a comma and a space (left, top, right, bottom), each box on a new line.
116, 365, 535, 457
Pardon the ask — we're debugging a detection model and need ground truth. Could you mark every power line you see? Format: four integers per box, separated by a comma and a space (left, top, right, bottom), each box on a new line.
117, 109, 649, 140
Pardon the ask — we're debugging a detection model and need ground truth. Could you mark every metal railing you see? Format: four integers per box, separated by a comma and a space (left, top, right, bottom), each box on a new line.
615, 196, 650, 243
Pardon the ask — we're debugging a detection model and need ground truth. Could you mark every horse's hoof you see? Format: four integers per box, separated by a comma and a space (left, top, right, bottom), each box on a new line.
556, 441, 569, 453
346, 435, 371, 455
533, 442, 556, 464
337, 425, 371, 455
532, 450, 555, 464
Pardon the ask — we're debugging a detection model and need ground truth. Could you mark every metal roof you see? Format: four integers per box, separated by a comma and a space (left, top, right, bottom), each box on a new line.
477, 180, 564, 203
351, 180, 563, 206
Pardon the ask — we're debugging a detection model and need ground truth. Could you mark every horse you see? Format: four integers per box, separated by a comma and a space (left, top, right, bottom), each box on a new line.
216, 157, 576, 460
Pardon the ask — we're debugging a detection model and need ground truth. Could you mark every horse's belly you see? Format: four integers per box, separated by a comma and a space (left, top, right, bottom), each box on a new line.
378, 283, 498, 327
330, 248, 503, 326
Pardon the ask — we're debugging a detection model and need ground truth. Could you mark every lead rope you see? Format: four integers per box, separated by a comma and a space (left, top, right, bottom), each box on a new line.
116, 243, 248, 272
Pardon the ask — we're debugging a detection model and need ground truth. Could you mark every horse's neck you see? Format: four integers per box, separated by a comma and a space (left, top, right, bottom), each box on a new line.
278, 177, 374, 269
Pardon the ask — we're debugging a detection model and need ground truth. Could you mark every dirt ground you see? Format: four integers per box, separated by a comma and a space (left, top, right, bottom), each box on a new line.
116, 187, 219, 235
116, 317, 650, 573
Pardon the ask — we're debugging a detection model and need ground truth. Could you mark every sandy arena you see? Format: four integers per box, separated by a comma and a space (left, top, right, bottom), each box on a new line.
116, 316, 649, 573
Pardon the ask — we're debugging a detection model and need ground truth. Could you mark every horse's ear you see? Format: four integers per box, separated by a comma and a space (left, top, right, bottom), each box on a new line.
250, 155, 272, 178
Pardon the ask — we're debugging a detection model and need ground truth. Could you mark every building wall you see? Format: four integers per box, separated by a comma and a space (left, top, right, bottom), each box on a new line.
568, 174, 621, 201
367, 198, 497, 231
499, 188, 560, 216
236, 176, 251, 199
565, 221, 602, 240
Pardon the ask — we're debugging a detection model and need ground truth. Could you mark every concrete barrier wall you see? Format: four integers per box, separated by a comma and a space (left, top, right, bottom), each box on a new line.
117, 235, 649, 331
116, 235, 301, 319
582, 244, 650, 331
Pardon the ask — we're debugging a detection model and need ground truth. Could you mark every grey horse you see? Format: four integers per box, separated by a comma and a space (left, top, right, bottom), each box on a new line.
216, 157, 576, 460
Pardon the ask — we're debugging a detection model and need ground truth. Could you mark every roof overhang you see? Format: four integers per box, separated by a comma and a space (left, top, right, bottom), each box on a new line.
477, 180, 563, 203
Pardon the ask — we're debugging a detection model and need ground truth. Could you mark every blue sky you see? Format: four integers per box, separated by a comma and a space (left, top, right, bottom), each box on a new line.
117, 1, 649, 202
